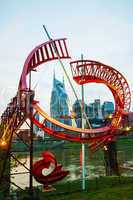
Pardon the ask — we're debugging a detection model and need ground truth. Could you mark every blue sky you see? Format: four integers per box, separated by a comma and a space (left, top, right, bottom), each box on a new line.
0, 0, 133, 114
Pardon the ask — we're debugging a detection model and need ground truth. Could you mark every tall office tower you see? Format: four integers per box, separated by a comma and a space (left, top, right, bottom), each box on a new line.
88, 103, 95, 119
102, 101, 114, 118
94, 99, 103, 119
72, 99, 89, 128
50, 73, 69, 119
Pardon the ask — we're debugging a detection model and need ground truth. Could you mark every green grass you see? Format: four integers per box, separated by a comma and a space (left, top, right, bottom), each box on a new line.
13, 177, 133, 200
41, 177, 133, 200
87, 184, 133, 200
117, 138, 133, 146
44, 186, 133, 200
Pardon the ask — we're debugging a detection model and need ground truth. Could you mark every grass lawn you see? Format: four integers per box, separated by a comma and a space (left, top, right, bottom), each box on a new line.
44, 185, 133, 200
9, 137, 133, 200
41, 177, 133, 200
42, 177, 133, 200
13, 176, 133, 200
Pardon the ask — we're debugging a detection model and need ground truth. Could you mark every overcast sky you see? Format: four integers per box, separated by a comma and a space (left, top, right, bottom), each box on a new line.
0, 0, 133, 114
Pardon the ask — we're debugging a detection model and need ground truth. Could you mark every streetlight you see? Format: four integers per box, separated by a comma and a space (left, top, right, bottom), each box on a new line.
0, 139, 7, 148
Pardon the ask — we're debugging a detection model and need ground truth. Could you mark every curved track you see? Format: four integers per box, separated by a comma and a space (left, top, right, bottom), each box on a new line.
0, 38, 131, 147
70, 60, 131, 127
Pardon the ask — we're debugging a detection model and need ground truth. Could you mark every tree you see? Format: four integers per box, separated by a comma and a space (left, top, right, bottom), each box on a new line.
104, 141, 120, 176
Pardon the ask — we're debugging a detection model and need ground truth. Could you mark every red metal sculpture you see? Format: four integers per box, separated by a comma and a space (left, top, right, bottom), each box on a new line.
0, 38, 132, 151
0, 36, 132, 189
32, 151, 69, 190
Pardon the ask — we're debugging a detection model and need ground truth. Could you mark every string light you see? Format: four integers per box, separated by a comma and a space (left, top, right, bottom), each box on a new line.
103, 145, 108, 151
125, 126, 131, 132
107, 114, 113, 120
0, 139, 7, 147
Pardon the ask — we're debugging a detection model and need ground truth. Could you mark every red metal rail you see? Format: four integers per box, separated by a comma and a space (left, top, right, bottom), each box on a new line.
0, 39, 131, 146
19, 38, 70, 90
0, 37, 132, 188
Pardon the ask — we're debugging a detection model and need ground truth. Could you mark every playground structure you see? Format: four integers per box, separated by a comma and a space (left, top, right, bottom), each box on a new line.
0, 35, 132, 190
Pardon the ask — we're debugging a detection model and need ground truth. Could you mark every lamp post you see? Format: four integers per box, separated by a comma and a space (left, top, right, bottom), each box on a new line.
81, 54, 86, 190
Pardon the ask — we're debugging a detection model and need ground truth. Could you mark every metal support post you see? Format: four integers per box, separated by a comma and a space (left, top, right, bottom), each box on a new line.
81, 54, 86, 190
81, 84, 86, 190
29, 71, 33, 194
29, 117, 33, 193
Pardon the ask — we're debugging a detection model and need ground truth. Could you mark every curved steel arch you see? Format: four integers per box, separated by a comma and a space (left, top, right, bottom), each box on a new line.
0, 39, 131, 145
19, 38, 70, 90
70, 60, 131, 112
0, 36, 132, 191
15, 43, 131, 142
70, 60, 131, 128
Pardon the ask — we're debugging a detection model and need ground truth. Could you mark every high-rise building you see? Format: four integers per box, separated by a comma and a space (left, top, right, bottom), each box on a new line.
94, 99, 103, 119
72, 100, 90, 128
50, 73, 69, 118
72, 100, 89, 119
72, 100, 82, 119
33, 113, 40, 134
88, 103, 95, 119
102, 101, 114, 118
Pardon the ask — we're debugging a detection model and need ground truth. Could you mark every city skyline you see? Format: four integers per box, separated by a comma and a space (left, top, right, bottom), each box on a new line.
50, 75, 114, 120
